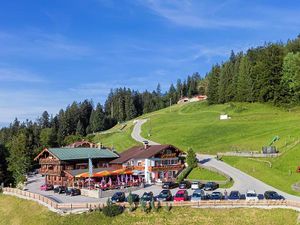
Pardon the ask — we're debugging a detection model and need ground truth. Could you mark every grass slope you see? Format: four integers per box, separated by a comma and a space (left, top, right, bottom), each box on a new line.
188, 167, 233, 188
188, 167, 227, 181
91, 101, 300, 194
0, 195, 298, 225
140, 102, 300, 154
223, 142, 300, 195
93, 122, 140, 152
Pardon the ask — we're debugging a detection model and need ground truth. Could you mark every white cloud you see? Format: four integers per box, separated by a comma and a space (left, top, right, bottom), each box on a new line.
142, 0, 262, 29
0, 30, 93, 60
0, 67, 46, 83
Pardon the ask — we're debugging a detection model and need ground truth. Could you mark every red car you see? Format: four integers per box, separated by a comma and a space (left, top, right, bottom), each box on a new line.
40, 184, 54, 191
174, 190, 189, 201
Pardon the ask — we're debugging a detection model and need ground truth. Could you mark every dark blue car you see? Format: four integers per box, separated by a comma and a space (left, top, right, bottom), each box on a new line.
209, 192, 223, 200
228, 191, 241, 200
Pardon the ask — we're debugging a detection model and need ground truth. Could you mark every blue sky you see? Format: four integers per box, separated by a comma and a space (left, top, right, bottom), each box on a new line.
0, 0, 300, 127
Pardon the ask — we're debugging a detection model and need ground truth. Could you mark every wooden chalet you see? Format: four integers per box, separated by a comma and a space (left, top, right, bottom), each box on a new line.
34, 141, 119, 186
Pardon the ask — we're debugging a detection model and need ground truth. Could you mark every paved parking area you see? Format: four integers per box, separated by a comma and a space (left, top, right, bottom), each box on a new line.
25, 175, 228, 204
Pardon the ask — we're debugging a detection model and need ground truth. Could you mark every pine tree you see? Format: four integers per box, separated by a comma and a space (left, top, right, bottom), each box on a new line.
7, 132, 31, 185
89, 103, 105, 133
76, 120, 85, 136
125, 94, 137, 121
186, 148, 197, 168
236, 56, 253, 102
280, 52, 300, 103
207, 65, 221, 104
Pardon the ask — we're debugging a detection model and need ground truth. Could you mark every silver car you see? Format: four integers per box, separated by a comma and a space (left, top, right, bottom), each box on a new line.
191, 189, 206, 202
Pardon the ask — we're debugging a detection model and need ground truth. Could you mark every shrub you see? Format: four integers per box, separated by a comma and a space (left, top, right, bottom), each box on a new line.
127, 191, 136, 212
176, 166, 193, 183
154, 200, 161, 212
186, 148, 198, 168
150, 198, 156, 212
102, 199, 124, 217
140, 200, 148, 213
164, 202, 172, 212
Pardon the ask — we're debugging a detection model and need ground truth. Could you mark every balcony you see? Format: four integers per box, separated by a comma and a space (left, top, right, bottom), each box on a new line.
123, 165, 144, 171
124, 164, 184, 172
39, 168, 63, 176
39, 158, 61, 165
149, 164, 184, 172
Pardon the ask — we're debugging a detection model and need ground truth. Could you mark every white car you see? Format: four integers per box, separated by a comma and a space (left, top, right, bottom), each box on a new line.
246, 190, 258, 201
191, 181, 202, 190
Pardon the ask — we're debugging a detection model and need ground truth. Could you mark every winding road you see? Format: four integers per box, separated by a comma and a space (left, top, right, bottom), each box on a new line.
131, 119, 300, 201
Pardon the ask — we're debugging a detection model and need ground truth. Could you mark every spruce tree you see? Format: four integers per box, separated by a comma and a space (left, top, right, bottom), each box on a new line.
237, 56, 253, 102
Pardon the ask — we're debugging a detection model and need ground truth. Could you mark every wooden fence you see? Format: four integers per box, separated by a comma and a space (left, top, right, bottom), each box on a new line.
3, 187, 300, 212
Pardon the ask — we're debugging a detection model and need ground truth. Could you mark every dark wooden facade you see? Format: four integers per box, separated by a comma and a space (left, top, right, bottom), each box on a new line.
35, 142, 118, 186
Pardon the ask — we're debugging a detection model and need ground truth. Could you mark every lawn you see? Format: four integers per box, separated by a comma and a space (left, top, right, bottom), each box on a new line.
188, 167, 233, 188
140, 102, 300, 154
223, 142, 300, 195
188, 167, 227, 181
93, 122, 140, 152
0, 195, 298, 225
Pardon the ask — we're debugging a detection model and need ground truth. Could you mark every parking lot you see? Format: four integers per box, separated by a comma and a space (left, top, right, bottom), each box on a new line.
25, 174, 277, 204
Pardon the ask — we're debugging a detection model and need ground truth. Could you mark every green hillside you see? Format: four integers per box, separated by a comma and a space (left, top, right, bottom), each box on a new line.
92, 101, 300, 194
93, 122, 140, 152
140, 101, 300, 154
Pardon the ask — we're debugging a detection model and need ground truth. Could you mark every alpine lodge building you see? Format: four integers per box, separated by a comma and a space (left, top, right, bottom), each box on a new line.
35, 141, 185, 189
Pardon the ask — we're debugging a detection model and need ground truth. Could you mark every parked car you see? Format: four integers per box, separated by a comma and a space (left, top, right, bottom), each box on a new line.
53, 186, 67, 194
111, 192, 126, 203
204, 182, 219, 191
228, 191, 241, 200
65, 188, 81, 196
162, 182, 178, 189
125, 193, 140, 203
246, 190, 258, 201
174, 190, 189, 201
191, 189, 207, 201
179, 181, 191, 189
140, 192, 154, 202
264, 191, 284, 200
40, 184, 54, 191
156, 190, 173, 201
209, 192, 223, 200
191, 181, 204, 190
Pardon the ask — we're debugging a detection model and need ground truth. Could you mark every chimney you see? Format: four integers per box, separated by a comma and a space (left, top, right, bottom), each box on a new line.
143, 140, 149, 149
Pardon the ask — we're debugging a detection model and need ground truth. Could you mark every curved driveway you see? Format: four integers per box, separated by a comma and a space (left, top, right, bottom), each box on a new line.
131, 119, 160, 145
132, 119, 300, 201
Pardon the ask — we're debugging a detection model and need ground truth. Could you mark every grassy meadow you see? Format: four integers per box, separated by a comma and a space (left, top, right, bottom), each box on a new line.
188, 167, 227, 181
223, 143, 300, 195
0, 195, 298, 225
140, 101, 300, 154
91, 101, 300, 194
93, 122, 140, 152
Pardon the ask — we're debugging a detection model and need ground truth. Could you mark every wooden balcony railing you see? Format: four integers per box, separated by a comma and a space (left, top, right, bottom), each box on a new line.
39, 158, 61, 165
39, 168, 63, 176
124, 164, 184, 172
149, 164, 184, 172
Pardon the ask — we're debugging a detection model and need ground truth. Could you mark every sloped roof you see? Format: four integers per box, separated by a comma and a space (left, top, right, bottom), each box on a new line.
110, 145, 181, 164
65, 167, 115, 177
47, 148, 119, 161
